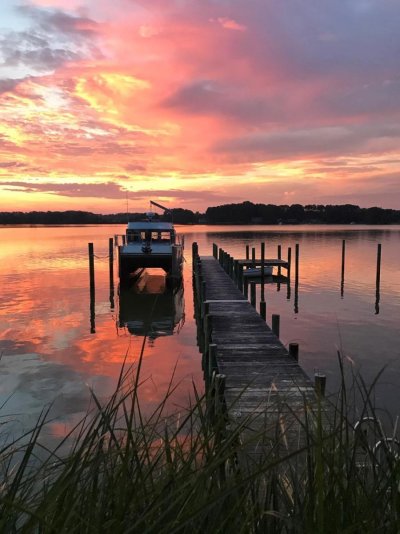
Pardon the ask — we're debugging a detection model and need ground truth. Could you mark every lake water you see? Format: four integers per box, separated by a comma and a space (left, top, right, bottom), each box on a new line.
1, 224, 400, 442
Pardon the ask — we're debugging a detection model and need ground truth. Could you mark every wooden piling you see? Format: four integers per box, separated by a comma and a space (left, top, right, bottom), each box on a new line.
192, 242, 198, 271
315, 373, 326, 397
233, 259, 239, 283
213, 243, 218, 259
250, 281, 256, 307
341, 240, 345, 297
201, 280, 207, 303
109, 237, 114, 310
238, 263, 244, 291
215, 373, 226, 417
243, 278, 249, 298
272, 314, 280, 338
208, 343, 218, 379
260, 242, 265, 301
88, 242, 95, 333
294, 243, 299, 313
277, 244, 282, 275
289, 342, 299, 361
251, 247, 256, 267
245, 245, 249, 260
375, 243, 381, 314
277, 244, 282, 291
89, 242, 95, 297
260, 300, 266, 320
287, 246, 292, 280
376, 243, 382, 289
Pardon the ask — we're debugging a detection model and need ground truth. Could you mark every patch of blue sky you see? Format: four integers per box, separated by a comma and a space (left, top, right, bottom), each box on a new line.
0, 1, 32, 33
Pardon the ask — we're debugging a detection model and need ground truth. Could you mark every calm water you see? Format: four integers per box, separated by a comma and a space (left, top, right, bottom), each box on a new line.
1, 224, 400, 442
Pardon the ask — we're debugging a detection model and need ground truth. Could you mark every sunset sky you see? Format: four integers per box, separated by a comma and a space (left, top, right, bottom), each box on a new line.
1, 0, 400, 213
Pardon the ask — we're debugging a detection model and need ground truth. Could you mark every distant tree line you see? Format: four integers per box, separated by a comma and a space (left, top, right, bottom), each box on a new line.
205, 202, 400, 225
0, 208, 200, 225
1, 202, 400, 225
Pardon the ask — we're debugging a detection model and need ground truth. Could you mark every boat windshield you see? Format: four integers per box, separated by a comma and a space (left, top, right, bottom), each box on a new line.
127, 230, 173, 243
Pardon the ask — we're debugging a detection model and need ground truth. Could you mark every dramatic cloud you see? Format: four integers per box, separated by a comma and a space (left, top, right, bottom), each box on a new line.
1, 0, 400, 211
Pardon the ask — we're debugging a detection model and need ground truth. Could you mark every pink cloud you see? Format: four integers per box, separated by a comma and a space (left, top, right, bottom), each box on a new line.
1, 0, 400, 211
216, 17, 247, 31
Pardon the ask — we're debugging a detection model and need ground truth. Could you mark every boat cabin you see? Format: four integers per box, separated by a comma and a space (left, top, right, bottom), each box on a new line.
126, 222, 176, 246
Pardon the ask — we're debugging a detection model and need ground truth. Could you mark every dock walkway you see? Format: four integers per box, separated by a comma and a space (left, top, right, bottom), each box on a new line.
194, 252, 318, 457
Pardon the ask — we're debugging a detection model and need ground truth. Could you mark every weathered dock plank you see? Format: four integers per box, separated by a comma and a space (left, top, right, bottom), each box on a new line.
193, 252, 318, 459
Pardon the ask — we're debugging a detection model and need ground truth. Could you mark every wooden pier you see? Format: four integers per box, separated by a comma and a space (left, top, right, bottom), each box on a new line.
193, 243, 320, 459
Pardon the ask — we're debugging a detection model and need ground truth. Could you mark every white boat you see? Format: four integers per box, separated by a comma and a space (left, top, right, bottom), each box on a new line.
116, 202, 184, 280
242, 266, 273, 277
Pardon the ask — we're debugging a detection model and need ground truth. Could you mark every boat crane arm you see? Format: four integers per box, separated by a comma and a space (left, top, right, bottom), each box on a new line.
150, 200, 172, 214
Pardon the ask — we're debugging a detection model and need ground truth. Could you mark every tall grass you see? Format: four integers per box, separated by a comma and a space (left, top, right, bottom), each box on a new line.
0, 352, 399, 533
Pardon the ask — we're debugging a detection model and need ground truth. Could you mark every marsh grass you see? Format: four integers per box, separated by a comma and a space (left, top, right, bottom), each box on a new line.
0, 351, 399, 533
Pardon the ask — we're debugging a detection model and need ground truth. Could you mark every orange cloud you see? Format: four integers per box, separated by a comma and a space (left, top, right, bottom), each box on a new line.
1, 0, 400, 211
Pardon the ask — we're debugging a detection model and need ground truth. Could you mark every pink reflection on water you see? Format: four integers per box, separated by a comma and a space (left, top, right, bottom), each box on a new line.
1, 224, 400, 438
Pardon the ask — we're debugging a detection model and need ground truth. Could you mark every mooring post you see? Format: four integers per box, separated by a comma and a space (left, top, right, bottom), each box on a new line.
277, 244, 282, 274
204, 314, 213, 356
192, 241, 198, 271
376, 243, 382, 290
108, 237, 114, 309
375, 243, 382, 314
251, 247, 256, 267
88, 242, 95, 333
244, 278, 249, 298
208, 343, 218, 381
287, 246, 292, 300
260, 300, 266, 320
246, 245, 249, 260
233, 259, 239, 283
294, 243, 299, 313
201, 280, 207, 304
314, 372, 326, 397
341, 240, 346, 297
260, 242, 265, 301
203, 300, 210, 321
238, 263, 244, 291
272, 313, 280, 338
250, 281, 256, 307
277, 244, 282, 292
289, 342, 299, 361
213, 243, 218, 259
215, 373, 226, 417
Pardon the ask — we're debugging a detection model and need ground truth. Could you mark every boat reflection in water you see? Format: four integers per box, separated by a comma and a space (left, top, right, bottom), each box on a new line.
118, 269, 185, 342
